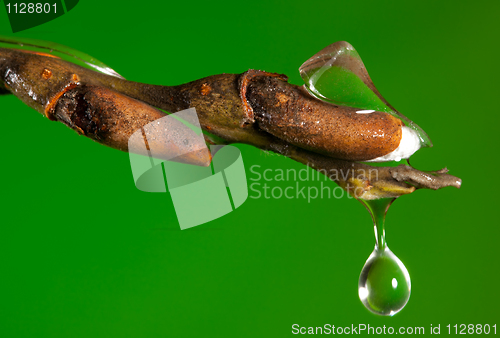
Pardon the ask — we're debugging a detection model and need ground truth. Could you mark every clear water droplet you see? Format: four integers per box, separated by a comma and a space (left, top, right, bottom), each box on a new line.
0, 36, 124, 79
359, 246, 411, 316
299, 41, 432, 148
358, 198, 411, 316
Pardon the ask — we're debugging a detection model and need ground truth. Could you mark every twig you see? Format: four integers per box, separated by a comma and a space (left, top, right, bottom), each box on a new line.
0, 48, 461, 199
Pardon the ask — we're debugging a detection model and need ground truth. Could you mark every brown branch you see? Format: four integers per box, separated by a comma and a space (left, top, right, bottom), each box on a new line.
0, 48, 461, 199
389, 165, 461, 190
263, 139, 461, 200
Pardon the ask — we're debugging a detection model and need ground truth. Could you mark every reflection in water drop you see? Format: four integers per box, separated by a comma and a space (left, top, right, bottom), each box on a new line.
299, 41, 432, 148
358, 198, 411, 316
359, 246, 411, 316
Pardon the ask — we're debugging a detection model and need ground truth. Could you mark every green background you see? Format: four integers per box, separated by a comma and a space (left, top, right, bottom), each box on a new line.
1, 0, 499, 337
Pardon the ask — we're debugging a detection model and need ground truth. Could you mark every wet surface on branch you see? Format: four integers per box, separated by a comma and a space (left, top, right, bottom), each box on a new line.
0, 48, 461, 198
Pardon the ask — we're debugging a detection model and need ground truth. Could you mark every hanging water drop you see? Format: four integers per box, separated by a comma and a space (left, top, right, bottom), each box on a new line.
358, 198, 411, 316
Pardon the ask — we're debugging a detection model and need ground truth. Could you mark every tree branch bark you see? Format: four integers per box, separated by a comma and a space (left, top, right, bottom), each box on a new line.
0, 48, 461, 199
